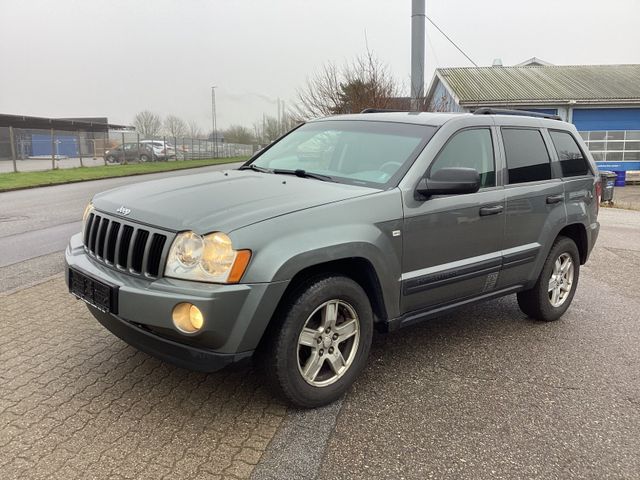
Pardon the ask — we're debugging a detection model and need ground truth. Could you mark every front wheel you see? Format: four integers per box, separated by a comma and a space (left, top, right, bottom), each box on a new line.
517, 236, 580, 321
261, 276, 373, 408
139, 154, 150, 162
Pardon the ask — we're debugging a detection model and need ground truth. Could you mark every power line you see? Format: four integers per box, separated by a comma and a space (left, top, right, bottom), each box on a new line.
426, 16, 478, 67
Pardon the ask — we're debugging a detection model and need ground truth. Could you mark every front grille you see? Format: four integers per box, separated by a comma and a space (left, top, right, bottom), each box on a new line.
83, 212, 171, 278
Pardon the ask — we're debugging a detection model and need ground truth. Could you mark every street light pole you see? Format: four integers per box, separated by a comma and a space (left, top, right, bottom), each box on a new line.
211, 86, 218, 158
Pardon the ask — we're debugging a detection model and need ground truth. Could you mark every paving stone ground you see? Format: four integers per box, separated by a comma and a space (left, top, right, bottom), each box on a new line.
0, 277, 286, 480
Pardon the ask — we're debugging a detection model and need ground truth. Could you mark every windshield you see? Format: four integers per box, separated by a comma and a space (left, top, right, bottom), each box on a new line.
250, 120, 437, 187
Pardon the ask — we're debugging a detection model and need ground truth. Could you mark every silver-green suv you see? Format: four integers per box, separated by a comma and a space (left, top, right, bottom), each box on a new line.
65, 109, 600, 407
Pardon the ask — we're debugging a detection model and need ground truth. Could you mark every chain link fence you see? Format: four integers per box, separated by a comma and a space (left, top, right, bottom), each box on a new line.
0, 126, 253, 173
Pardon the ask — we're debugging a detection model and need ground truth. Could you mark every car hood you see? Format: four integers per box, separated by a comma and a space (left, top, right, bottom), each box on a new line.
92, 169, 378, 233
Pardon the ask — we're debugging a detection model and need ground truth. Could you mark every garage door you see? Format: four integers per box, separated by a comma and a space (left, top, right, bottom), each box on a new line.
572, 108, 640, 131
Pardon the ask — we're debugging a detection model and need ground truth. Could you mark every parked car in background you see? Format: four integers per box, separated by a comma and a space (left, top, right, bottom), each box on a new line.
104, 143, 155, 164
140, 140, 176, 161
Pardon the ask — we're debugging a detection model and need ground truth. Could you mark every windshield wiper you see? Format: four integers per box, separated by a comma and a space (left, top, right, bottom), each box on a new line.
238, 163, 271, 173
272, 169, 334, 182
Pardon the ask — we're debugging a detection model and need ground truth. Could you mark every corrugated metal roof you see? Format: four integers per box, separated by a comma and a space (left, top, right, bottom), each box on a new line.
435, 64, 640, 106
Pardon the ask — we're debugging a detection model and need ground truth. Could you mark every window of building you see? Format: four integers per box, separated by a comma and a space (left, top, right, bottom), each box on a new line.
502, 128, 551, 184
430, 128, 495, 188
549, 131, 591, 177
582, 130, 640, 161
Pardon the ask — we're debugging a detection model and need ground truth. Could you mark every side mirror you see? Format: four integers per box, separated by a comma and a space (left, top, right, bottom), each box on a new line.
416, 167, 481, 196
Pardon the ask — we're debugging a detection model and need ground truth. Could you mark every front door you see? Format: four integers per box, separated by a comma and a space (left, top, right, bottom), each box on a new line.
401, 126, 505, 314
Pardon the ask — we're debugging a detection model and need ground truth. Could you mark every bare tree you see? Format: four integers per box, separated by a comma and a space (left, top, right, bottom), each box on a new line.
223, 125, 255, 145
187, 120, 203, 139
296, 51, 399, 119
133, 111, 162, 138
164, 115, 187, 138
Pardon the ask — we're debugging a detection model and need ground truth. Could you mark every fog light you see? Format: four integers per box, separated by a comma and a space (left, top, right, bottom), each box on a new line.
172, 303, 204, 334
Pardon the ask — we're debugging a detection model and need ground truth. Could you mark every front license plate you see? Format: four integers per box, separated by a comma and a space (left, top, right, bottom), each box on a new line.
69, 268, 118, 314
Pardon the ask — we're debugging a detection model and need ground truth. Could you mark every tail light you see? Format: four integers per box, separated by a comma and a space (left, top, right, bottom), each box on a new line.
595, 177, 602, 214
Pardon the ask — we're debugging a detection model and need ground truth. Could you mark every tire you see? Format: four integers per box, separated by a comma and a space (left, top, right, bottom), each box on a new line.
106, 155, 117, 164
517, 236, 580, 322
139, 154, 150, 162
260, 275, 373, 408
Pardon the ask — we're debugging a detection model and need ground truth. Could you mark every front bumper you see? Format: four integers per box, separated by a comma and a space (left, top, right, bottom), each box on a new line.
65, 233, 288, 370
88, 305, 252, 372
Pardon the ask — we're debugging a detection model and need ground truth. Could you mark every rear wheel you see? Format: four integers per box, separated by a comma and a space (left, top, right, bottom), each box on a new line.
261, 276, 373, 408
517, 236, 580, 321
139, 154, 150, 162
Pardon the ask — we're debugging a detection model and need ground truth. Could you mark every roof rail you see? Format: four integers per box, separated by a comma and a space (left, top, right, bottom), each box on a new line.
473, 107, 562, 121
360, 108, 409, 114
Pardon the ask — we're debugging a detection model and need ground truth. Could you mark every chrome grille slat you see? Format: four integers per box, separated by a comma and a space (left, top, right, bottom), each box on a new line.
88, 215, 101, 253
104, 222, 120, 264
146, 234, 167, 277
96, 217, 110, 259
84, 213, 95, 246
130, 229, 149, 273
82, 211, 170, 279
118, 225, 134, 268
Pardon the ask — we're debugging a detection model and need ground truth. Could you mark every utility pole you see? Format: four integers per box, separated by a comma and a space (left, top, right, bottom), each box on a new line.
277, 97, 281, 136
411, 0, 426, 111
211, 86, 218, 157
281, 100, 286, 132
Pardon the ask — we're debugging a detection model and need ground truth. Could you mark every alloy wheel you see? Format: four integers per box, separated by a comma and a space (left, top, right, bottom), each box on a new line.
548, 252, 574, 307
297, 299, 360, 387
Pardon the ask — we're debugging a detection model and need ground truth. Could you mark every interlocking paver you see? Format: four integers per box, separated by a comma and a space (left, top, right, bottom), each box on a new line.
0, 276, 285, 480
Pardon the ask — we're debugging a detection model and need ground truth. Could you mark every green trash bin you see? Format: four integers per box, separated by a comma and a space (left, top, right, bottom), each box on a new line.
599, 171, 616, 204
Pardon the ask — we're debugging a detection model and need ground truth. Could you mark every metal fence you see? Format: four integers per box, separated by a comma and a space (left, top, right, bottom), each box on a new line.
0, 126, 253, 173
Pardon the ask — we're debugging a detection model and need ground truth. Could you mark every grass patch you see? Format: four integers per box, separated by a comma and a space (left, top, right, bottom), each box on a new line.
0, 157, 248, 192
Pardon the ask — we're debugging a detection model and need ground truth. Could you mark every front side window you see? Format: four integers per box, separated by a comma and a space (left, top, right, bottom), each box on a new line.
503, 128, 551, 184
250, 120, 437, 188
430, 128, 495, 188
549, 130, 591, 177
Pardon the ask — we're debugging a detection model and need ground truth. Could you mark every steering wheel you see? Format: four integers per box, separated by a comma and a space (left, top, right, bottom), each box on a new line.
378, 161, 403, 176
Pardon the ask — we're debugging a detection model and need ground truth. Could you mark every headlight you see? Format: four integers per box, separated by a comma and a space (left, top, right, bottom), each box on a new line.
164, 231, 251, 283
82, 201, 94, 223
82, 202, 94, 239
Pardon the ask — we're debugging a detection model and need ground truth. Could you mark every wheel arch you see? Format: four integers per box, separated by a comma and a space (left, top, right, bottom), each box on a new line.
275, 257, 389, 326
557, 223, 589, 264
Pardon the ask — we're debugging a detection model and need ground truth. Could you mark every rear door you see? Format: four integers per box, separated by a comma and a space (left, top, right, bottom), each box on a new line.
496, 123, 566, 289
401, 119, 506, 314
547, 128, 598, 230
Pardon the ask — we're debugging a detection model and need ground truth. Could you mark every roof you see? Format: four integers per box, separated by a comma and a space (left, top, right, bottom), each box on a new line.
0, 113, 133, 132
314, 111, 466, 126
429, 64, 640, 106
515, 57, 553, 67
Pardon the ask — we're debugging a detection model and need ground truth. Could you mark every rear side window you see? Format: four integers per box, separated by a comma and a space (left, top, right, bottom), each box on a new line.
430, 128, 495, 188
549, 130, 591, 177
502, 128, 551, 184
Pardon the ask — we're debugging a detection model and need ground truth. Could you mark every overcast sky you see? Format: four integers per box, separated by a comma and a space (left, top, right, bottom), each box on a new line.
1, 0, 639, 131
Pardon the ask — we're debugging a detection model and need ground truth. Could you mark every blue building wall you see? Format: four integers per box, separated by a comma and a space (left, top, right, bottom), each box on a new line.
31, 134, 79, 157
427, 81, 464, 112
572, 108, 640, 131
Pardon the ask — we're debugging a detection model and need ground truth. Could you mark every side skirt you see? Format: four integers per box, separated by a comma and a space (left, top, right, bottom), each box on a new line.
384, 285, 523, 332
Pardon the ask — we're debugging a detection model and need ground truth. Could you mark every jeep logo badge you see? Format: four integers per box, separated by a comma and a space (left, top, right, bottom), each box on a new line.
116, 206, 131, 216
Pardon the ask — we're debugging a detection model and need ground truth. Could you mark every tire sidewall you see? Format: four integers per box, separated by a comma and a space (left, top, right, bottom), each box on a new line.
537, 238, 581, 320
276, 276, 373, 407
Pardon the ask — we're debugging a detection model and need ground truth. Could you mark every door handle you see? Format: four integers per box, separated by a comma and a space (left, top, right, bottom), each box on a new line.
479, 205, 504, 216
546, 194, 564, 204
